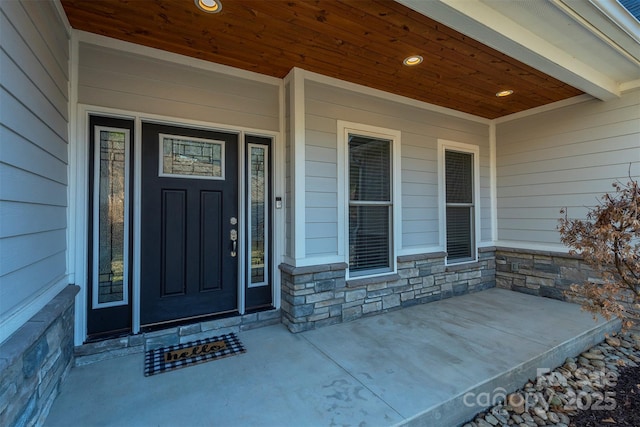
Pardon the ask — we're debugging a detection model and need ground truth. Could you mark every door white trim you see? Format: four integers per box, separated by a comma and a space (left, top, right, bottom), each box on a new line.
73, 104, 282, 343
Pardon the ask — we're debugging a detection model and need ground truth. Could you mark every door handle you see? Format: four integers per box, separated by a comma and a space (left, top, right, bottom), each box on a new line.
230, 229, 237, 257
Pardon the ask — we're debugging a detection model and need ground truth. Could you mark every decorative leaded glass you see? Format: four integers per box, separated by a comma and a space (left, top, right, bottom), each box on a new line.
161, 135, 224, 178
96, 129, 128, 304
249, 145, 267, 285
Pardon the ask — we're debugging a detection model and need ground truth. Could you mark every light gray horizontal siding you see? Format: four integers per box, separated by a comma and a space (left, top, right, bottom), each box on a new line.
497, 90, 640, 247
0, 202, 67, 239
1, 87, 68, 162
1, 49, 67, 138
0, 163, 67, 206
0, 252, 67, 318
1, 126, 67, 184
305, 192, 337, 208
0, 229, 66, 276
78, 44, 280, 132
1, 2, 68, 98
304, 80, 490, 258
0, 0, 69, 320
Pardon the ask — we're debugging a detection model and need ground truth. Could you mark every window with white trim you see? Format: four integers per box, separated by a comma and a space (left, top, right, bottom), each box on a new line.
348, 134, 393, 276
443, 146, 477, 263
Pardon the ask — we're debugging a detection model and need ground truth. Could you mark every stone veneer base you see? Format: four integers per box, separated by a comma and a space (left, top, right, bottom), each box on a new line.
495, 247, 589, 300
0, 285, 79, 427
74, 309, 281, 366
495, 246, 640, 321
279, 248, 497, 333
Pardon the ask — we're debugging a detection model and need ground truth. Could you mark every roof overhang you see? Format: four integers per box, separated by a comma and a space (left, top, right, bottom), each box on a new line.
399, 0, 640, 101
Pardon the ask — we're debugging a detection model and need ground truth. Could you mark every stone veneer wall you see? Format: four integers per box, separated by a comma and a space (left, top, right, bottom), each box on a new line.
0, 285, 79, 427
279, 248, 496, 332
495, 247, 640, 321
495, 247, 593, 301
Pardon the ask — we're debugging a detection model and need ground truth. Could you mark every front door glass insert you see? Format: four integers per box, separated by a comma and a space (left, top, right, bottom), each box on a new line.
160, 134, 225, 179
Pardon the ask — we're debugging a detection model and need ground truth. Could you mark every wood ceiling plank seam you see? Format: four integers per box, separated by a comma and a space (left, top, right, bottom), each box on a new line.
64, 7, 312, 72
64, 1, 548, 107
257, 0, 577, 104
236, 0, 551, 107
248, 1, 527, 87
364, 1, 583, 100
68, 14, 276, 74
65, 22, 514, 115
377, 0, 577, 82
368, 0, 583, 98
77, 25, 508, 117
66, 6, 379, 79
67, 5, 438, 90
59, 0, 585, 118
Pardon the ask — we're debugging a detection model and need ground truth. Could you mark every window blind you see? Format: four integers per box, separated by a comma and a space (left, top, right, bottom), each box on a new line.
446, 206, 472, 259
349, 206, 390, 272
445, 150, 474, 261
348, 135, 392, 274
349, 136, 390, 201
446, 151, 473, 203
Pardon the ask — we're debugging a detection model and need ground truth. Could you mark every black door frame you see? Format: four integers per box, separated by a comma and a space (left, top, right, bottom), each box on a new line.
86, 115, 135, 339
244, 135, 274, 310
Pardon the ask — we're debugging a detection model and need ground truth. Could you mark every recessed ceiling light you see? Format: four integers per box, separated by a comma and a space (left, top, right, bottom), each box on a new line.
195, 0, 222, 13
496, 89, 514, 97
403, 55, 423, 66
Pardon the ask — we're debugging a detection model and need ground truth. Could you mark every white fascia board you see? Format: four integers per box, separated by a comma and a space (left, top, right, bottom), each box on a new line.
621, 79, 640, 93
588, 0, 640, 46
556, 0, 640, 64
53, 0, 72, 35
397, 0, 621, 100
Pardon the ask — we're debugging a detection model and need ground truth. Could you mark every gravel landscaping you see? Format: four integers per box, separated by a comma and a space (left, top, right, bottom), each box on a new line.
463, 332, 640, 427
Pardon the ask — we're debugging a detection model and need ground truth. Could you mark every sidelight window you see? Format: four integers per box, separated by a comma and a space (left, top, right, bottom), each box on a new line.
93, 127, 130, 308
248, 143, 269, 287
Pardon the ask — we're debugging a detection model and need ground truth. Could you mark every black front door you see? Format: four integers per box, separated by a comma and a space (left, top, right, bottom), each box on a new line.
141, 123, 238, 326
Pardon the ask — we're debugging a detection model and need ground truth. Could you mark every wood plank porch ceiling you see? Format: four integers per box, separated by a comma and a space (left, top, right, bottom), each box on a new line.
61, 0, 584, 119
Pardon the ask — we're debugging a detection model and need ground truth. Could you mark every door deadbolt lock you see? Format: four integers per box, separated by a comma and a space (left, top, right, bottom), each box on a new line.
230, 229, 238, 257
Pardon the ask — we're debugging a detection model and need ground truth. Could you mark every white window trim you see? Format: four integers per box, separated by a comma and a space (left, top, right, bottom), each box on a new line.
437, 139, 480, 265
338, 121, 401, 279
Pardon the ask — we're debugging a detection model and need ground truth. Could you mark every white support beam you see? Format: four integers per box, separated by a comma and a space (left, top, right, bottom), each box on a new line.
289, 68, 306, 264
397, 0, 621, 101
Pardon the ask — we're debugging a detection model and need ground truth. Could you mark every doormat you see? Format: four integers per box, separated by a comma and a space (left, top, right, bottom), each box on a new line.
144, 332, 246, 377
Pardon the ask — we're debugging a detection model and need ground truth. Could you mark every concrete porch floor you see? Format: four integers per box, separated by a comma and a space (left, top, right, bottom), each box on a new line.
45, 289, 618, 427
